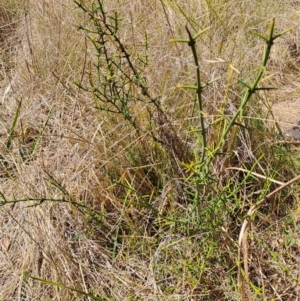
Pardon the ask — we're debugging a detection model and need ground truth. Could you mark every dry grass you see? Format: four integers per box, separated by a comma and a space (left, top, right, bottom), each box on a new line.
1, 0, 300, 300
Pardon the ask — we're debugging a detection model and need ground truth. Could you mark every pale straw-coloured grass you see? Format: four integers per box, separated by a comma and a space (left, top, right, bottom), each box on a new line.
1, 0, 300, 300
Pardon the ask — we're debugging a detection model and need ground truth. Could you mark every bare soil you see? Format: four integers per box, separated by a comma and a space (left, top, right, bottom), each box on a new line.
272, 99, 300, 139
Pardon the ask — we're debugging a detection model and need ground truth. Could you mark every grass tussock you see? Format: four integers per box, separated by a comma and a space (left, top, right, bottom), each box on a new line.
1, 0, 300, 300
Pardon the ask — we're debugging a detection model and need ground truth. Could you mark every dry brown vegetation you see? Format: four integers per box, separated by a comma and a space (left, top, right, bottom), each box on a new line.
1, 0, 300, 300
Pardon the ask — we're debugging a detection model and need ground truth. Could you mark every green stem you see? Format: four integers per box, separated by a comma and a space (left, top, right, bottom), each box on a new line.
186, 26, 207, 163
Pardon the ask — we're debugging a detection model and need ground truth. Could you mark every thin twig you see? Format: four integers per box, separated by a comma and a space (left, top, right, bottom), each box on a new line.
227, 167, 285, 185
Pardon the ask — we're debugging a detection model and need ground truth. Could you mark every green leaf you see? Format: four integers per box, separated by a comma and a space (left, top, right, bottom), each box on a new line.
201, 77, 221, 88
170, 38, 190, 43
238, 79, 251, 89
273, 27, 293, 40
6, 99, 22, 149
251, 31, 268, 41
254, 87, 277, 91
178, 84, 198, 90
192, 27, 210, 40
